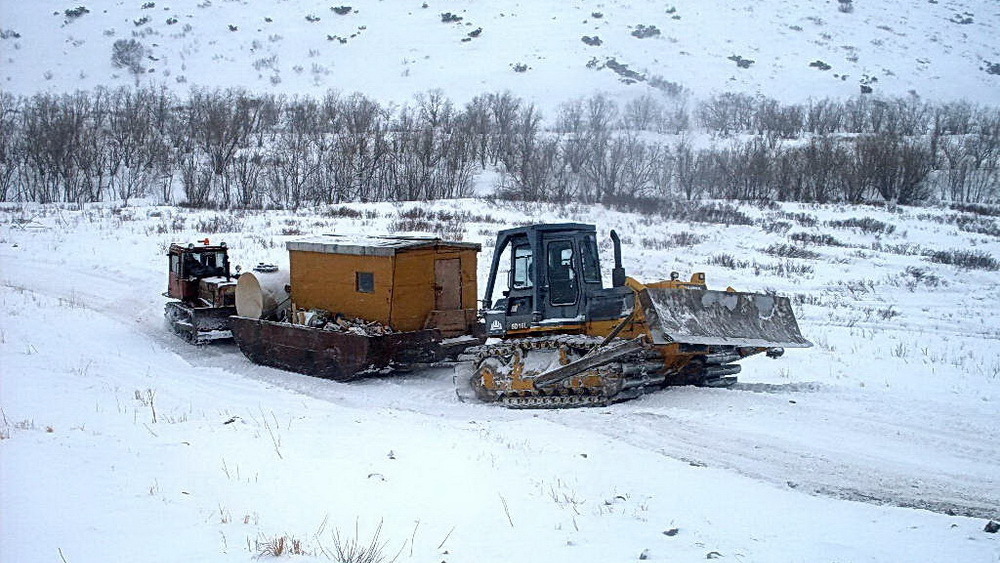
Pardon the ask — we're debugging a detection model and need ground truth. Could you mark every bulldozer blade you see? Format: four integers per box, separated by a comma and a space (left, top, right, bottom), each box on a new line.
638, 288, 811, 349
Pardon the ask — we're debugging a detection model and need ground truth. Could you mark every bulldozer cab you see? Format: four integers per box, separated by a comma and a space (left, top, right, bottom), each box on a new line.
167, 242, 231, 302
483, 224, 607, 336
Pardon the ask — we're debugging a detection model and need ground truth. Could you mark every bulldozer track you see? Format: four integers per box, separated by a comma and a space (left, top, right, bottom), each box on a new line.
460, 335, 666, 408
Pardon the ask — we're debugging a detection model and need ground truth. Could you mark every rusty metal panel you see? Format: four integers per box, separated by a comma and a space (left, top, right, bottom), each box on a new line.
229, 316, 445, 381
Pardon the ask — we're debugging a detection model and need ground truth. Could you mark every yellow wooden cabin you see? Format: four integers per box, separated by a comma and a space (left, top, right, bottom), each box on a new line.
285, 234, 480, 336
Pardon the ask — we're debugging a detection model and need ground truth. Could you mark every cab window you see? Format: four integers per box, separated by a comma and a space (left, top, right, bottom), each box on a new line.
511, 245, 533, 289
580, 234, 601, 283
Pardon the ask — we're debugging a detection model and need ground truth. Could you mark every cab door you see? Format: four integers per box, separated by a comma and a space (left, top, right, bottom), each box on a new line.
543, 238, 581, 321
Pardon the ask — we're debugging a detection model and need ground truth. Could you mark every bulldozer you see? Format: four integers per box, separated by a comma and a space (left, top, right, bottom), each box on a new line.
455, 223, 811, 408
164, 239, 237, 344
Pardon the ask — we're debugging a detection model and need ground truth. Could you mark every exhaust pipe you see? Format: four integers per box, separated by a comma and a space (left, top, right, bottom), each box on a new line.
610, 230, 626, 288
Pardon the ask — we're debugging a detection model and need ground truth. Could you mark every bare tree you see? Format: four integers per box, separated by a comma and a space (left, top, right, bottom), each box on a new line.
801, 135, 849, 203
622, 94, 662, 131
855, 135, 933, 204
671, 137, 707, 201
940, 135, 1000, 203
0, 92, 22, 201
698, 93, 755, 136
487, 91, 522, 166
414, 89, 454, 129
805, 98, 845, 135
186, 88, 268, 205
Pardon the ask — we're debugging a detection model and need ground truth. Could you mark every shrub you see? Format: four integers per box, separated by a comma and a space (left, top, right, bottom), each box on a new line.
639, 233, 704, 249
871, 242, 922, 256
777, 212, 818, 227
441, 12, 462, 23
826, 217, 895, 235
194, 214, 245, 234
925, 249, 999, 271
111, 39, 147, 74
789, 232, 845, 247
949, 203, 1000, 217
709, 253, 750, 269
332, 6, 353, 15
837, 0, 854, 13
325, 206, 364, 219
728, 55, 754, 69
255, 534, 309, 557
769, 260, 814, 277
604, 58, 644, 82
901, 266, 942, 289
330, 520, 397, 563
633, 200, 755, 226
65, 6, 90, 20
765, 243, 821, 260
631, 24, 661, 39
760, 220, 792, 234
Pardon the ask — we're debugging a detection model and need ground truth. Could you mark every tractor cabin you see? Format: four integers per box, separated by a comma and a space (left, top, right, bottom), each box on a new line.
285, 234, 480, 337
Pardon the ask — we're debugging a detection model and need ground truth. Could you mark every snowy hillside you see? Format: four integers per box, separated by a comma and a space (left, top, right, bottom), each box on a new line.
2, 200, 998, 561
1, 0, 998, 110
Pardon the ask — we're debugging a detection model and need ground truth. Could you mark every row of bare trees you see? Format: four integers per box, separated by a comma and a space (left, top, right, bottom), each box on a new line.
1, 86, 997, 206
1, 87, 501, 206
498, 94, 997, 205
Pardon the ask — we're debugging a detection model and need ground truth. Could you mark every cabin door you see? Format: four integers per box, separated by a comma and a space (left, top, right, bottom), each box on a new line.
434, 258, 462, 310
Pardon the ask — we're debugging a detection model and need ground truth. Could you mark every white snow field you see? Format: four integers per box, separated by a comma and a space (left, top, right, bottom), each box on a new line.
1, 0, 998, 110
1, 200, 998, 562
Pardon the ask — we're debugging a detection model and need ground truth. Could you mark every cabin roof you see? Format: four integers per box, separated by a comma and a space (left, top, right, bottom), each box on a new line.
286, 234, 480, 257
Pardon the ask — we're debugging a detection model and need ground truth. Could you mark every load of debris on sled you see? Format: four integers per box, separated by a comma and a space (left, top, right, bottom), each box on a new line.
291, 308, 396, 336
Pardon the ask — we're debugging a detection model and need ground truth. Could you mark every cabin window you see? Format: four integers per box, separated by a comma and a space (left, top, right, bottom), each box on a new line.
511, 245, 533, 289
356, 271, 375, 293
580, 234, 601, 283
547, 240, 577, 306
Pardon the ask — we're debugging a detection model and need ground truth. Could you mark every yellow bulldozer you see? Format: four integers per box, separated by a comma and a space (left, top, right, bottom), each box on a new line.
455, 223, 811, 408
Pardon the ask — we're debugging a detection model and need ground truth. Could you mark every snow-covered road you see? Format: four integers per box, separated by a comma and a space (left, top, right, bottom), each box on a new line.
3, 203, 998, 562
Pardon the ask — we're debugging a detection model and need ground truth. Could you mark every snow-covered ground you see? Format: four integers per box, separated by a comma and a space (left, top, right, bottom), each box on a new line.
2, 0, 997, 111
2, 200, 998, 561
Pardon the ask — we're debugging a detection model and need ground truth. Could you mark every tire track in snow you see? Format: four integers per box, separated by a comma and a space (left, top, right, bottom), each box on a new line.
536, 386, 1000, 519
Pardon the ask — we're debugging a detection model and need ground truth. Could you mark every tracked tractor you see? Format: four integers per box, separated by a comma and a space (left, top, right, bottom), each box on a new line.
164, 239, 237, 344
455, 223, 811, 408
